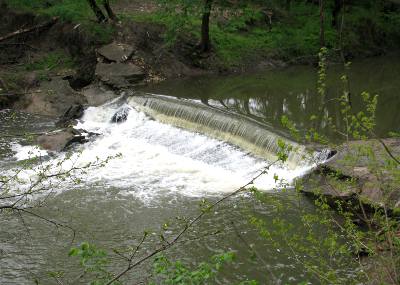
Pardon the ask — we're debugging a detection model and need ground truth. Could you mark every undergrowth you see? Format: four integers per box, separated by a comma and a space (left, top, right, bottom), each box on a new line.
5, 0, 115, 43
5, 1, 400, 67
25, 50, 75, 72
122, 1, 400, 67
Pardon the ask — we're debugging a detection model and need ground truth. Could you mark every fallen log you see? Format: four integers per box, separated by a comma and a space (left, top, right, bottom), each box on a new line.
0, 17, 59, 43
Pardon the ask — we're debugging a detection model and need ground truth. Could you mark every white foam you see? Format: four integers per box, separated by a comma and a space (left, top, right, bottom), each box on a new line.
8, 103, 314, 203
11, 143, 48, 161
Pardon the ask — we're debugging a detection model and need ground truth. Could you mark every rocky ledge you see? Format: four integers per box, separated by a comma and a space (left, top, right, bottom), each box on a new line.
302, 139, 400, 213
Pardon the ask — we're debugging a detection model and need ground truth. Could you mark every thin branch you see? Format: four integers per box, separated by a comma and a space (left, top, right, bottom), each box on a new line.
130, 232, 148, 262
16, 208, 76, 244
105, 160, 279, 285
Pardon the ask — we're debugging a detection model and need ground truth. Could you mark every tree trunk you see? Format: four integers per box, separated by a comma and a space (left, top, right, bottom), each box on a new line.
332, 0, 342, 28
199, 0, 213, 52
87, 0, 106, 23
103, 0, 117, 21
319, 0, 325, 47
286, 0, 291, 12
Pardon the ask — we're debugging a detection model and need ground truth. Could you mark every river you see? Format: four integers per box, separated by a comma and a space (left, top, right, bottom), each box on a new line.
1, 56, 399, 284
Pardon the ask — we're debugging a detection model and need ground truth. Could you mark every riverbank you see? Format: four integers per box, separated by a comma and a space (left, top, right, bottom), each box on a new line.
2, 0, 400, 112
1, 2, 399, 283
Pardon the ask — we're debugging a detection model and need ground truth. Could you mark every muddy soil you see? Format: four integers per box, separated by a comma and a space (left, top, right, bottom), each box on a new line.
0, 2, 216, 113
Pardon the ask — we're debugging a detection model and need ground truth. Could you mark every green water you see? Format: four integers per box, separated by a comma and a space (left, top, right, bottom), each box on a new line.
142, 55, 400, 139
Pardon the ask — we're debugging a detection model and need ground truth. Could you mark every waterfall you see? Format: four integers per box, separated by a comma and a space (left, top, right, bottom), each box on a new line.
5, 95, 335, 200
128, 94, 316, 168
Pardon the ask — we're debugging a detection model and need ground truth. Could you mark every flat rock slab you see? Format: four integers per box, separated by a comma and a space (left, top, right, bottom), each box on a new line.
97, 42, 135, 62
82, 85, 118, 106
305, 139, 400, 210
324, 139, 400, 178
95, 62, 145, 88
302, 173, 357, 200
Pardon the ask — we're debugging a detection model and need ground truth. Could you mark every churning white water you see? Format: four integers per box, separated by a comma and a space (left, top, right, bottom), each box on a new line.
9, 99, 318, 202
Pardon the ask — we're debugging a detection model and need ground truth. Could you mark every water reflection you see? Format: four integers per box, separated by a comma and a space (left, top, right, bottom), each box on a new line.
142, 55, 400, 140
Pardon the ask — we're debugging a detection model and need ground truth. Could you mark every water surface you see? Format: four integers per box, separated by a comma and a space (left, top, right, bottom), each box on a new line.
2, 56, 399, 284
142, 55, 400, 139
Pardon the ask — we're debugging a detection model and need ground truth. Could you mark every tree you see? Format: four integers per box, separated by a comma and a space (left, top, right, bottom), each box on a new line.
87, 0, 117, 23
199, 0, 213, 52
319, 0, 325, 47
103, 0, 117, 21
332, 0, 343, 28
87, 0, 107, 22
286, 0, 291, 12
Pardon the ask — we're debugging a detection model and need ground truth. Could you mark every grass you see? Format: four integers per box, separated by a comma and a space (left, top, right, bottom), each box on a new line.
122, 1, 400, 67
5, 0, 400, 68
25, 51, 75, 72
22, 50, 77, 81
125, 3, 336, 66
6, 0, 93, 22
5, 0, 115, 43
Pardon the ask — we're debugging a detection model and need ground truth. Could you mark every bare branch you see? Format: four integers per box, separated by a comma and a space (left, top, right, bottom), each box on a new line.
105, 160, 280, 285
16, 208, 76, 244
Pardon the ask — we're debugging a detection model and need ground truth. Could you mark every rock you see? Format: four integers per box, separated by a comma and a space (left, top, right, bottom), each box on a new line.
14, 77, 87, 117
305, 139, 400, 211
56, 104, 85, 127
111, 106, 130, 123
97, 42, 135, 63
301, 171, 357, 201
324, 139, 400, 177
81, 84, 118, 106
95, 62, 145, 89
312, 148, 338, 162
67, 56, 97, 90
37, 128, 87, 152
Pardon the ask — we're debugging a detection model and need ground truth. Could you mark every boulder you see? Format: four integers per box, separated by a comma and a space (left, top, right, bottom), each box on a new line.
22, 72, 40, 89
111, 106, 131, 123
95, 62, 145, 89
56, 104, 85, 127
37, 128, 87, 152
97, 42, 135, 63
67, 56, 97, 90
14, 77, 87, 117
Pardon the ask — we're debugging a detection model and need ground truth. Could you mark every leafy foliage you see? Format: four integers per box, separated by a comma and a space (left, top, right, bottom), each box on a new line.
69, 242, 122, 285
150, 252, 235, 285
